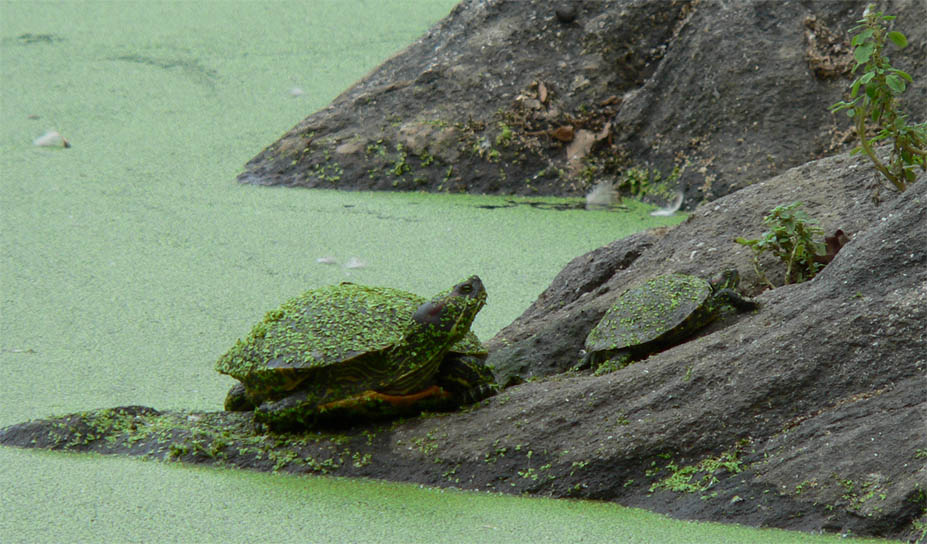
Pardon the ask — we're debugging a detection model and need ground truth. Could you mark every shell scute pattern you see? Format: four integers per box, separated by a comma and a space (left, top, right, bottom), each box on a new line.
586, 274, 710, 353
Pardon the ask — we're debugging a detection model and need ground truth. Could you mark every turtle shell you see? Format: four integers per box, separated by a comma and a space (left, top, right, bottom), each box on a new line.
215, 283, 486, 393
584, 274, 712, 355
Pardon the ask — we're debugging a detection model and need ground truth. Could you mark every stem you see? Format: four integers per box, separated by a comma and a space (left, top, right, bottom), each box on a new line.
855, 106, 906, 191
753, 255, 775, 290
898, 139, 927, 167
785, 244, 800, 284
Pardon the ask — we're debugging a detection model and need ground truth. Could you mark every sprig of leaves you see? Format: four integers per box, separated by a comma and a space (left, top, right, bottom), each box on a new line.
736, 202, 826, 288
829, 5, 926, 192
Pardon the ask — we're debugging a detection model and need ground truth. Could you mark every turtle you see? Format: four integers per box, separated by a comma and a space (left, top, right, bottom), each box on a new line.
580, 270, 758, 374
216, 276, 494, 430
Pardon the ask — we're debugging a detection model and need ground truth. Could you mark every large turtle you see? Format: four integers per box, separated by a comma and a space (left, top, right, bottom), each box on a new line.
581, 270, 758, 374
216, 276, 493, 430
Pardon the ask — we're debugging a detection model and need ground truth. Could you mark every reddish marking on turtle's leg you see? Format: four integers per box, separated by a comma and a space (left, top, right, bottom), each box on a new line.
319, 385, 450, 411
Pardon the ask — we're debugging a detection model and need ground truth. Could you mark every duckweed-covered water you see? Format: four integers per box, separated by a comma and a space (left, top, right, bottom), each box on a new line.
0, 2, 890, 542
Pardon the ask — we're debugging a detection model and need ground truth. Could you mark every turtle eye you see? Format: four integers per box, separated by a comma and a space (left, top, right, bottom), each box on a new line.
459, 284, 472, 294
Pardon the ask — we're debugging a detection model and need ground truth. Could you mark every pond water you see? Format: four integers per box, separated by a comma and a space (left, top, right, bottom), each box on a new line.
0, 2, 888, 542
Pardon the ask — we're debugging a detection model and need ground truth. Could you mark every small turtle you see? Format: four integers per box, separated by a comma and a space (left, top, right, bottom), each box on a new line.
216, 276, 493, 430
581, 270, 758, 374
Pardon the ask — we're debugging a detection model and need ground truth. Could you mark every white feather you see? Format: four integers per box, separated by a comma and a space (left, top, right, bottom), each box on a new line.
650, 192, 684, 216
33, 130, 69, 148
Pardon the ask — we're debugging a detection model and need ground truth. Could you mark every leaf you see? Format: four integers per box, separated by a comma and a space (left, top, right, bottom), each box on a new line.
886, 74, 906, 94
850, 77, 863, 98
888, 68, 913, 82
854, 43, 874, 64
887, 31, 908, 48
852, 29, 874, 46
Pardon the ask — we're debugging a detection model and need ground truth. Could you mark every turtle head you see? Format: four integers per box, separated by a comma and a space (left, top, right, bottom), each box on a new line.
710, 269, 740, 292
412, 276, 486, 338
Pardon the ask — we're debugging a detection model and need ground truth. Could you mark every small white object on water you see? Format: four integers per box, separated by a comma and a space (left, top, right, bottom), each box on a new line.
33, 130, 70, 148
289, 87, 305, 97
650, 192, 684, 216
316, 257, 338, 265
585, 180, 617, 210
344, 257, 366, 269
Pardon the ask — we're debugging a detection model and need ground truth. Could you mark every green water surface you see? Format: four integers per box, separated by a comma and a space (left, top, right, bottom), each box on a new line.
0, 2, 888, 542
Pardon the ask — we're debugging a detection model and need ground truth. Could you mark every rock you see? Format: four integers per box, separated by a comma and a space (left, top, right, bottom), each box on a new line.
236, 0, 926, 206
554, 4, 578, 24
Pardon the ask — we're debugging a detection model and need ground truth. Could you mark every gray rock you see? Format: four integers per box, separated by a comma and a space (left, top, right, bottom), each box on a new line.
238, 0, 926, 207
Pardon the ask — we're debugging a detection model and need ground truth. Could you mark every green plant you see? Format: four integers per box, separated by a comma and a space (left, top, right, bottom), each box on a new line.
736, 202, 826, 287
829, 5, 926, 192
390, 143, 410, 176
648, 450, 744, 495
496, 122, 513, 147
616, 164, 682, 200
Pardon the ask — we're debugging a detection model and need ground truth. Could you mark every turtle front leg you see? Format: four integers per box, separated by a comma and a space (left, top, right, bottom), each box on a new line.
593, 351, 634, 375
713, 288, 760, 312
575, 348, 632, 375
436, 354, 498, 405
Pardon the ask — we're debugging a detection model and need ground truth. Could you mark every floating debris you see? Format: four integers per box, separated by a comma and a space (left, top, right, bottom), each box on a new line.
316, 257, 338, 265
33, 130, 70, 148
650, 192, 684, 216
289, 87, 305, 97
344, 257, 366, 269
1, 347, 37, 354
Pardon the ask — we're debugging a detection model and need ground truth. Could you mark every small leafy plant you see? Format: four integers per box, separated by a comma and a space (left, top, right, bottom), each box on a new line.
829, 5, 926, 192
736, 202, 826, 287
617, 164, 682, 199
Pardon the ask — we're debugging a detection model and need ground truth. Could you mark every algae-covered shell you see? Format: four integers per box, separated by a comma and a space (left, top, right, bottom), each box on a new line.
216, 282, 486, 388
585, 274, 712, 355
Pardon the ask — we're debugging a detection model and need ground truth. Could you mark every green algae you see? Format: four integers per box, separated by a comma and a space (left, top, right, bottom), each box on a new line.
1, 448, 894, 544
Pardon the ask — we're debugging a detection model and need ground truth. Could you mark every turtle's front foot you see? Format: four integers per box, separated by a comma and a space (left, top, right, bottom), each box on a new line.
456, 383, 498, 405
716, 288, 760, 312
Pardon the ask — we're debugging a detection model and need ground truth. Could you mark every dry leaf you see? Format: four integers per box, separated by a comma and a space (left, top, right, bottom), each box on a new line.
550, 125, 574, 142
